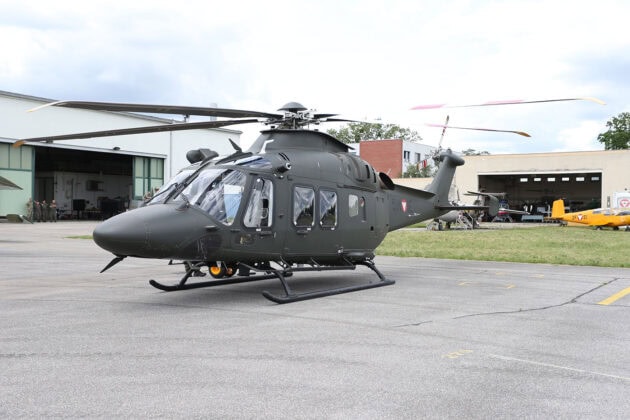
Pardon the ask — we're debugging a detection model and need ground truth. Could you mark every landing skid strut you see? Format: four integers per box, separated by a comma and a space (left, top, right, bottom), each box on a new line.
149, 259, 395, 304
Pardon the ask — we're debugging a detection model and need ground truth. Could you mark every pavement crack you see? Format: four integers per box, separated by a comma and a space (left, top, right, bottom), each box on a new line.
395, 278, 620, 328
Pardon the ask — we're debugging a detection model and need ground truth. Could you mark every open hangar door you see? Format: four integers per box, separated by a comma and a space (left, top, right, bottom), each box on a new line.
478, 172, 602, 217
34, 146, 133, 219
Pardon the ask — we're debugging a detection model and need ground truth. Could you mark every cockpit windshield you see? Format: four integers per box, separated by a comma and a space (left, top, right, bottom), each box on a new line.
171, 168, 247, 225
147, 169, 195, 205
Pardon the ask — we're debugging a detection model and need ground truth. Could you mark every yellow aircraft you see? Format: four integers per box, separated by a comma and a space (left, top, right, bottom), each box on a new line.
551, 199, 630, 230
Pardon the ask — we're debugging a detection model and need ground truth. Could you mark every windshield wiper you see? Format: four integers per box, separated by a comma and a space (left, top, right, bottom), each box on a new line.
149, 182, 179, 204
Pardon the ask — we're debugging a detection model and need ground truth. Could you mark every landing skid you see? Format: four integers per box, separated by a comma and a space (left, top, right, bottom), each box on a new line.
149, 259, 394, 303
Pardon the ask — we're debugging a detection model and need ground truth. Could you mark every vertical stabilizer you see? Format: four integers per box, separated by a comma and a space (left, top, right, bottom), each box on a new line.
551, 199, 566, 219
425, 149, 465, 207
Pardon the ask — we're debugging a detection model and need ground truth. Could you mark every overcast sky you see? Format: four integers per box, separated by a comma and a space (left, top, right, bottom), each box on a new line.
1, 0, 628, 153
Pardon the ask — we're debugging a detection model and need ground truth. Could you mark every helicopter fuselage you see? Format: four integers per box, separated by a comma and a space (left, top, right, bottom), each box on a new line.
93, 129, 462, 267
94, 130, 384, 265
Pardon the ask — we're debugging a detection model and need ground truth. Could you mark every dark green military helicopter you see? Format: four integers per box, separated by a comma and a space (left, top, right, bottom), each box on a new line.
19, 100, 501, 303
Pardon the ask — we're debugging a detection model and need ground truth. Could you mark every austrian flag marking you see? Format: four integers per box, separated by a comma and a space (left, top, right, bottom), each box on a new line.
401, 199, 407, 213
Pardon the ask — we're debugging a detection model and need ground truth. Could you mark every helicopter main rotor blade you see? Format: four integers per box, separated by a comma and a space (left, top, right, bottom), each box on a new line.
14, 118, 260, 147
29, 100, 282, 119
425, 123, 531, 137
411, 97, 605, 110
312, 113, 339, 119
318, 117, 364, 123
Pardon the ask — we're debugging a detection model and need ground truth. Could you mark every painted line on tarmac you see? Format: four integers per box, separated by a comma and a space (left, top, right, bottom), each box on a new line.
598, 286, 630, 306
489, 354, 630, 382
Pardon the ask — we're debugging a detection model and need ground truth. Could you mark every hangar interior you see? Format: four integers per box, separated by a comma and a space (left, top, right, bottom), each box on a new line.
32, 145, 164, 219
478, 172, 602, 215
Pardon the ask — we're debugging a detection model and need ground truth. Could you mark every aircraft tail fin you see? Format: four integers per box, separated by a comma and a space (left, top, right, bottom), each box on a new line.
551, 199, 565, 218
386, 150, 464, 231
425, 149, 464, 205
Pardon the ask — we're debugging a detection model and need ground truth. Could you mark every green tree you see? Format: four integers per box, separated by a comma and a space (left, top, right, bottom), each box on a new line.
402, 162, 434, 178
327, 122, 422, 144
598, 112, 630, 150
461, 148, 490, 156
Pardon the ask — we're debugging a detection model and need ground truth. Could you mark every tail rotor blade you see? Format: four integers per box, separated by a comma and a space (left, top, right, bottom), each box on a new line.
437, 115, 450, 150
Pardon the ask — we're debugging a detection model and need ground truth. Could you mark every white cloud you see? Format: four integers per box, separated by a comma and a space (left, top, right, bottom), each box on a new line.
554, 120, 608, 152
0, 0, 628, 153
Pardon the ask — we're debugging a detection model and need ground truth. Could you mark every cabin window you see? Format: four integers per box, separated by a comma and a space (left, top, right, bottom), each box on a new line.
348, 194, 366, 220
349, 194, 359, 217
319, 190, 337, 229
243, 178, 273, 228
293, 186, 315, 227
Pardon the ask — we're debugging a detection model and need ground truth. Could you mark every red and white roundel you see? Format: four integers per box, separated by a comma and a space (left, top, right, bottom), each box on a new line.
401, 199, 407, 213
619, 198, 630, 207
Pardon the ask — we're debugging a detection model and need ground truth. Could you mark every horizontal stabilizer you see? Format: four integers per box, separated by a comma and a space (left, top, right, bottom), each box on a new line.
499, 208, 530, 215
465, 191, 507, 198
393, 183, 435, 199
437, 205, 489, 211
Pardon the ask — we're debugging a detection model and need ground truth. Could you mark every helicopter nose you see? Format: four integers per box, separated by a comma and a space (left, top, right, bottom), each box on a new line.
93, 204, 215, 259
93, 209, 150, 257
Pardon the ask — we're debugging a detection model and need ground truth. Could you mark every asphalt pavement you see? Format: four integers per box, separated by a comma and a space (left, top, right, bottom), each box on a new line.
1, 221, 629, 418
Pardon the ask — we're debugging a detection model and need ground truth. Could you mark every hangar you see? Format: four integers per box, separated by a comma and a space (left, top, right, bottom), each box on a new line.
373, 139, 630, 216
0, 90, 242, 218
455, 151, 630, 214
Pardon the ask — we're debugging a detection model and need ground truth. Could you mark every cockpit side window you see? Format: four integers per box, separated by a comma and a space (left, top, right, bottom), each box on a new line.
198, 170, 246, 225
172, 169, 246, 225
243, 178, 273, 228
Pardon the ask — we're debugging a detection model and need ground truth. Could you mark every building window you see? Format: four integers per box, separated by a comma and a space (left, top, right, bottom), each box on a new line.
403, 150, 410, 161
0, 143, 32, 170
134, 157, 164, 200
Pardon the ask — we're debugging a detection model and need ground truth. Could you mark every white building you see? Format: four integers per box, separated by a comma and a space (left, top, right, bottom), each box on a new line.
0, 90, 243, 217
